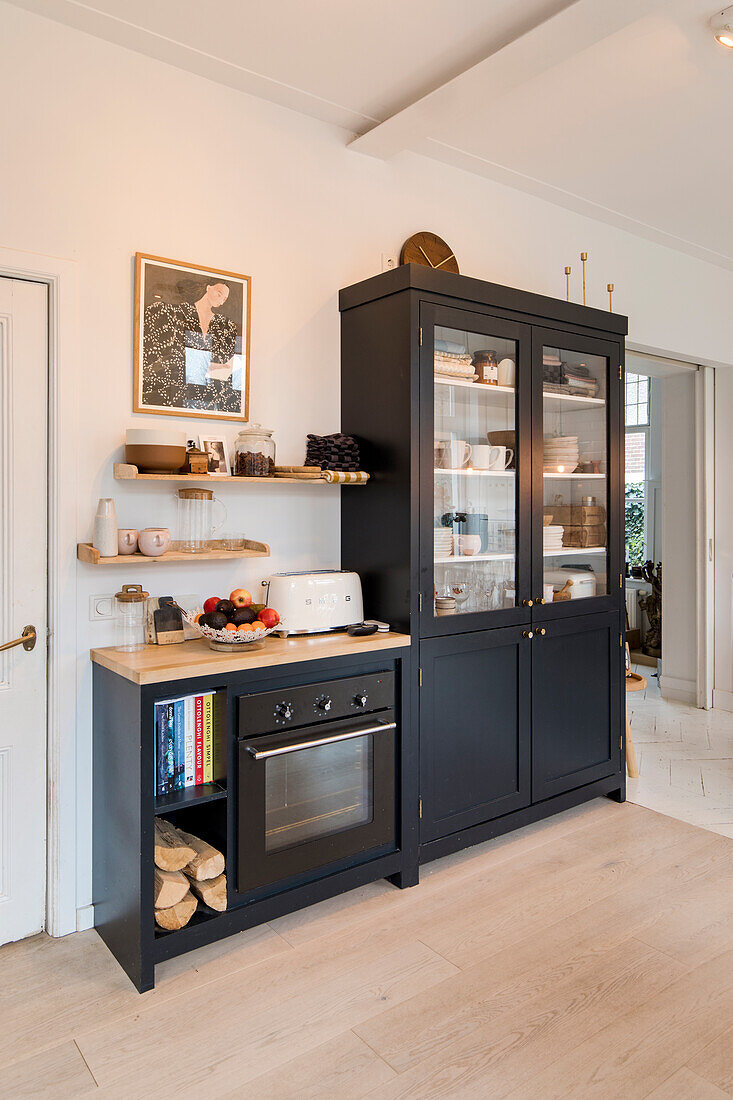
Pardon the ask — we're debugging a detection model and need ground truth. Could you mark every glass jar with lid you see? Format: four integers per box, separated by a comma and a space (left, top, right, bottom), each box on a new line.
114, 584, 149, 652
234, 423, 276, 477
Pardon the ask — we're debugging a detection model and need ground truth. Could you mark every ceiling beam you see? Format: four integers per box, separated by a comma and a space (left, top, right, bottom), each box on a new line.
349, 0, 660, 159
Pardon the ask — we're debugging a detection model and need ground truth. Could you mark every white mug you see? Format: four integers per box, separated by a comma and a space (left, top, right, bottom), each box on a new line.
487, 445, 514, 471
471, 444, 499, 470
457, 534, 482, 556
447, 440, 472, 469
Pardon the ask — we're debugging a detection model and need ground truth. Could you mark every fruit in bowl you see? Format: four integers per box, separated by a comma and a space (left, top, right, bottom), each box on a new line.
257, 607, 280, 629
189, 590, 281, 647
230, 588, 252, 608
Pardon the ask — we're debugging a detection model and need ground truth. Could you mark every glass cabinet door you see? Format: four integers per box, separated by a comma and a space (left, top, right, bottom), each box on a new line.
422, 308, 531, 632
535, 331, 618, 613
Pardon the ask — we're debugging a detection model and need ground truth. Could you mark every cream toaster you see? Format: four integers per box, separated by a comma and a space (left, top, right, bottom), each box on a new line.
261, 570, 364, 637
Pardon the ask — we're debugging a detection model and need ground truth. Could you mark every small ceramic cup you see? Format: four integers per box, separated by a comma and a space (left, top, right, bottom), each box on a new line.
456, 534, 482, 556
117, 528, 139, 555
138, 527, 171, 557
497, 357, 516, 387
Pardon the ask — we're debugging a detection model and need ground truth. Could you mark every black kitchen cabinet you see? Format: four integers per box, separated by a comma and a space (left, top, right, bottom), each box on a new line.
340, 265, 627, 861
419, 627, 531, 844
531, 612, 622, 800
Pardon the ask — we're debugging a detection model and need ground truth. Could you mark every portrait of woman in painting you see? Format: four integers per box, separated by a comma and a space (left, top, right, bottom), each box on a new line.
134, 254, 251, 420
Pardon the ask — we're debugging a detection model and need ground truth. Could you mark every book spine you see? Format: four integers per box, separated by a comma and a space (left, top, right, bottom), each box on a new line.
184, 695, 195, 787
166, 702, 175, 791
155, 703, 168, 796
194, 695, 204, 786
203, 694, 213, 783
174, 699, 185, 790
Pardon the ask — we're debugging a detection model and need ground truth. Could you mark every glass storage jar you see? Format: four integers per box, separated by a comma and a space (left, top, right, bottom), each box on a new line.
114, 584, 148, 652
234, 423, 276, 477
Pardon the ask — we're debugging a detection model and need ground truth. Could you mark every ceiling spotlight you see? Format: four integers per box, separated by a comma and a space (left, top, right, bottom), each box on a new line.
711, 6, 733, 47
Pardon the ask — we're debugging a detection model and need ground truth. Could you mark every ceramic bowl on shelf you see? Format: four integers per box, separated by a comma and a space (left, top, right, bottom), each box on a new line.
125, 428, 188, 473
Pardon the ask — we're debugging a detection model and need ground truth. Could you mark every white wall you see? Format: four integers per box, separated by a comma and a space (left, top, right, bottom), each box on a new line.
2, 1, 733, 921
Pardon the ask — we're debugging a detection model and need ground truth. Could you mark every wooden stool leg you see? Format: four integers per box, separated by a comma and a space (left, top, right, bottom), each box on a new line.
625, 703, 639, 779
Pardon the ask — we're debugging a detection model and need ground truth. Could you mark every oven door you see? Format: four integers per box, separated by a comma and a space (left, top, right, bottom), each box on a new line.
237, 710, 396, 894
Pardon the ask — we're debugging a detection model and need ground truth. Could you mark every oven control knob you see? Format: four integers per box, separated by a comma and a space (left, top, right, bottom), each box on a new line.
353, 693, 368, 708
316, 695, 332, 712
275, 702, 294, 720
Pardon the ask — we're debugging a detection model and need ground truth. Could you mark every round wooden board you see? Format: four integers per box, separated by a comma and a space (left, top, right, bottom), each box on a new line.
206, 639, 266, 653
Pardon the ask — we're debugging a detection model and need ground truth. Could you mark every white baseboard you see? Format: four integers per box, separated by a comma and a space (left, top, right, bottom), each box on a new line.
76, 904, 95, 932
659, 675, 696, 704
713, 688, 733, 712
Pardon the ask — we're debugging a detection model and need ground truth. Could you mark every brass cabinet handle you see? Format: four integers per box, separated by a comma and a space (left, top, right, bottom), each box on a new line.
522, 599, 533, 607
0, 625, 37, 653
522, 630, 534, 639
537, 628, 547, 636
536, 597, 546, 605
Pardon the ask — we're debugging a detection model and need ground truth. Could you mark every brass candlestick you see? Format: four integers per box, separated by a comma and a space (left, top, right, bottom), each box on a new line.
581, 252, 588, 305
607, 283, 614, 312
564, 266, 571, 302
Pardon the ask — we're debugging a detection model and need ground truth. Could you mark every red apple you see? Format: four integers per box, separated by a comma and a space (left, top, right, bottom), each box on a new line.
203, 596, 220, 615
230, 588, 252, 609
257, 607, 280, 629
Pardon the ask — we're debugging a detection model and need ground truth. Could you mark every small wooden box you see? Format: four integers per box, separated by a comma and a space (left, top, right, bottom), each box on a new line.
547, 504, 606, 526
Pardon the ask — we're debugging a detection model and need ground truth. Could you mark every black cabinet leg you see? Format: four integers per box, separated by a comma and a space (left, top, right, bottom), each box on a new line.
388, 864, 419, 889
607, 785, 626, 803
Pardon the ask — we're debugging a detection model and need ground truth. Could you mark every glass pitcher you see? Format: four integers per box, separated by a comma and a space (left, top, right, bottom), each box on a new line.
176, 488, 227, 553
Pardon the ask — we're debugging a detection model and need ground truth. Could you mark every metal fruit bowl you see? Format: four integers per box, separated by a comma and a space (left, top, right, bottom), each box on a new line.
181, 608, 277, 646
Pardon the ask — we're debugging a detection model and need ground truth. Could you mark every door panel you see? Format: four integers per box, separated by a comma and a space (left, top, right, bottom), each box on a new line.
420, 304, 532, 635
531, 327, 623, 620
531, 612, 621, 800
419, 628, 530, 843
0, 278, 48, 945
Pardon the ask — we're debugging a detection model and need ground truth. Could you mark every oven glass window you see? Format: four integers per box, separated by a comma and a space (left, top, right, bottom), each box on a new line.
264, 736, 374, 853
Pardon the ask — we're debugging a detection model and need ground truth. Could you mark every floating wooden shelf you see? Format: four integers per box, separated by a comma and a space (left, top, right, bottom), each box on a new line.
113, 463, 365, 485
77, 539, 270, 565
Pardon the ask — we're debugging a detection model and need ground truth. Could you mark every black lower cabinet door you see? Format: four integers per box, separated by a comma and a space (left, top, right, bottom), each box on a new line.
419, 628, 531, 844
531, 612, 622, 801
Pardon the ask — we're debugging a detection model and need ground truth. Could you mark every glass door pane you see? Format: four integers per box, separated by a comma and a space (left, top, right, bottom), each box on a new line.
542, 344, 608, 603
433, 324, 518, 618
265, 736, 373, 852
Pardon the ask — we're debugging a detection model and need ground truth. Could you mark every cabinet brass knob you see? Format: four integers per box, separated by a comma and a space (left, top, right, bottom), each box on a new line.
536, 597, 546, 605
523, 599, 533, 607
537, 628, 547, 636
522, 630, 534, 639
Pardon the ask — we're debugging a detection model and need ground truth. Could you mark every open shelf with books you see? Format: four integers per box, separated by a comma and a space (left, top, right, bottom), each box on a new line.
154, 689, 227, 803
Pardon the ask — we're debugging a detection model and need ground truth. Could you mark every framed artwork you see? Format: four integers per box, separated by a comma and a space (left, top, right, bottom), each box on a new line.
199, 434, 231, 475
133, 252, 251, 421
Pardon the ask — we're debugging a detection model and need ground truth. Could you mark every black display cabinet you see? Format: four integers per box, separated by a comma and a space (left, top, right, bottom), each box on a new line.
340, 265, 628, 862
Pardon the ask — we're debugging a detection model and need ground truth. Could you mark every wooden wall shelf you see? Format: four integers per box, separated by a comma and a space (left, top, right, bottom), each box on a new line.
77, 539, 270, 566
113, 463, 365, 485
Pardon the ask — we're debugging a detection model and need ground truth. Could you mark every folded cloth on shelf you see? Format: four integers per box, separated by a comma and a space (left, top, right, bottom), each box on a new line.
435, 340, 467, 354
305, 432, 361, 472
321, 470, 370, 484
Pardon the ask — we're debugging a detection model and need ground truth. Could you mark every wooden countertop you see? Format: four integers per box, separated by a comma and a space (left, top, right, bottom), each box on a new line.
90, 631, 411, 686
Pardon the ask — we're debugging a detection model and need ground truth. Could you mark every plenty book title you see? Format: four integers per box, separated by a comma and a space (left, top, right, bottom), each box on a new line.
155, 692, 218, 796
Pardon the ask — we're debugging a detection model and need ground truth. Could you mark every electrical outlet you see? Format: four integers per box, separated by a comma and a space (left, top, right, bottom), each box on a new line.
381, 253, 397, 272
89, 594, 116, 621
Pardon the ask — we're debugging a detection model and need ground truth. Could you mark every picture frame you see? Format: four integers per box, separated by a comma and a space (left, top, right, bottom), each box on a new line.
198, 434, 231, 476
133, 252, 251, 421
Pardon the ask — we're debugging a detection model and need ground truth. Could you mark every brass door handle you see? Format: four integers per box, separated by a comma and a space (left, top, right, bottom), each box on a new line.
0, 625, 37, 653
537, 628, 547, 636
536, 597, 546, 605
522, 630, 534, 639
522, 599, 533, 607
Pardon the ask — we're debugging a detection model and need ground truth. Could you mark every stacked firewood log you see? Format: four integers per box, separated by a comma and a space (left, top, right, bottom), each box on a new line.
153, 817, 226, 929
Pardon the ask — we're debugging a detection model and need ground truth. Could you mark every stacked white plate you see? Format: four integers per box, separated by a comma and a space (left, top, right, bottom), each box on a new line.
543, 525, 565, 552
544, 435, 579, 473
434, 528, 453, 559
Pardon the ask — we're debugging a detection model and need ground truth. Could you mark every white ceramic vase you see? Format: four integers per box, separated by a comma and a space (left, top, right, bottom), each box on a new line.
93, 498, 118, 558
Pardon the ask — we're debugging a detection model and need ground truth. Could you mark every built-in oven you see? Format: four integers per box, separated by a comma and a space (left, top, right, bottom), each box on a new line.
237, 672, 396, 894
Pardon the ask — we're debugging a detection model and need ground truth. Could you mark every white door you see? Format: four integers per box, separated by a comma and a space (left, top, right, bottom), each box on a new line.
0, 278, 48, 944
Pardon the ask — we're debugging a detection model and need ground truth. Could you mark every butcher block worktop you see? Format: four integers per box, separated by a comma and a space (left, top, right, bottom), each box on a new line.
90, 631, 411, 685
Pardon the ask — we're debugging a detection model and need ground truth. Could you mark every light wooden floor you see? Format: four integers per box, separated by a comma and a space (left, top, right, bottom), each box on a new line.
3, 799, 733, 1099
627, 666, 733, 839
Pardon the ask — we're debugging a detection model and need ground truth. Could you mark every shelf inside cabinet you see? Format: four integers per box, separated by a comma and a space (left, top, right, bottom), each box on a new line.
77, 540, 270, 565
155, 782, 227, 813
542, 546, 606, 556
436, 552, 513, 564
542, 390, 605, 410
436, 547, 606, 564
434, 377, 605, 411
542, 472, 605, 480
435, 468, 514, 478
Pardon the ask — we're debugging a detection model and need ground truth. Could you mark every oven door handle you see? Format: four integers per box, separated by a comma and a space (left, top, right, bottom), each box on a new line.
245, 720, 397, 760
